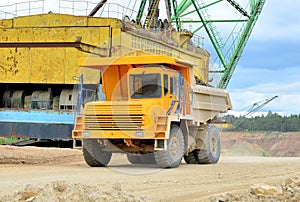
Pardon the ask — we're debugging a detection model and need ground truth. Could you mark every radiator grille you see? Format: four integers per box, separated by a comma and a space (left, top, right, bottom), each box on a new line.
84, 103, 144, 130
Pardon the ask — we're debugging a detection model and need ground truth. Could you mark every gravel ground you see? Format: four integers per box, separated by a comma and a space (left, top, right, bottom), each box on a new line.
0, 145, 300, 201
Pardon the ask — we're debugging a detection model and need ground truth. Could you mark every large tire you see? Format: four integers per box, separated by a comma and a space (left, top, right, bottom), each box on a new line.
140, 153, 157, 164
197, 125, 221, 164
154, 125, 185, 168
127, 153, 157, 164
184, 150, 199, 164
127, 154, 143, 164
82, 139, 112, 167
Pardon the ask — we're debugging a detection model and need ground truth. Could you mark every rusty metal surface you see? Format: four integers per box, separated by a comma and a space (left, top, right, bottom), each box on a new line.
0, 122, 73, 139
0, 14, 119, 84
0, 41, 82, 48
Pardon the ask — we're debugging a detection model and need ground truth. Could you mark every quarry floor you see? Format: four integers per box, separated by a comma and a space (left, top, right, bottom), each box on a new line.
0, 132, 299, 201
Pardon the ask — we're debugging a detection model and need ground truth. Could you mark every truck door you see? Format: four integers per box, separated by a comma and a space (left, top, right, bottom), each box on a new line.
163, 74, 171, 112
163, 74, 179, 114
178, 71, 192, 116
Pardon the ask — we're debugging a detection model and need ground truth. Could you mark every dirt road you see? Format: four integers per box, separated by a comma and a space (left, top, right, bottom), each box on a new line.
0, 146, 300, 201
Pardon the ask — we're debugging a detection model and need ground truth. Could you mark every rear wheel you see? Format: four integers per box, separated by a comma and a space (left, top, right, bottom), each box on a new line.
127, 154, 143, 164
127, 153, 156, 164
82, 139, 112, 167
184, 150, 199, 164
197, 125, 221, 164
140, 153, 156, 164
154, 125, 184, 168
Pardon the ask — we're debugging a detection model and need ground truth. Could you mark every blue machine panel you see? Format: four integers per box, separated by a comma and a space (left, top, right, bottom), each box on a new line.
0, 110, 75, 139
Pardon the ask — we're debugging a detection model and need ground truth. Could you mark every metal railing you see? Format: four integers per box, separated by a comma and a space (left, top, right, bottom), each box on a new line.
98, 3, 140, 20
192, 34, 205, 49
0, 0, 45, 19
0, 0, 141, 19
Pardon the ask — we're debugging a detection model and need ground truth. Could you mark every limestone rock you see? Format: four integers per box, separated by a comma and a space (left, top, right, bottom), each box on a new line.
53, 180, 68, 192
283, 177, 300, 189
250, 183, 283, 196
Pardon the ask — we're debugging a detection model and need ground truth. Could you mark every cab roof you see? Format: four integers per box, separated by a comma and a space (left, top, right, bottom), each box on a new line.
78, 55, 194, 70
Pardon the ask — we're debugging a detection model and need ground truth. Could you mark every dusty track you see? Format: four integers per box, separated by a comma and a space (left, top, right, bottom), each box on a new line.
0, 145, 300, 201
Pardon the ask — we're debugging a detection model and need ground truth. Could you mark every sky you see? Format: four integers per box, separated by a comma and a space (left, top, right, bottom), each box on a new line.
1, 0, 299, 116
225, 1, 300, 116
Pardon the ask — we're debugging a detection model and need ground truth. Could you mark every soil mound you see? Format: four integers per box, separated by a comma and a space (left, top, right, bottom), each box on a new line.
0, 145, 82, 165
222, 132, 300, 157
211, 177, 300, 202
0, 181, 145, 202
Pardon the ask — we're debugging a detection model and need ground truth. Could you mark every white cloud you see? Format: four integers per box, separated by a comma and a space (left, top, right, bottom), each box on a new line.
249, 82, 300, 94
214, 0, 300, 116
228, 65, 300, 115
229, 66, 300, 88
252, 0, 300, 42
230, 89, 300, 115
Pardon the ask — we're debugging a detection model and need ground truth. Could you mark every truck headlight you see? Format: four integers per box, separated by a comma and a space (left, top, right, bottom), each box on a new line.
136, 132, 144, 138
83, 131, 90, 137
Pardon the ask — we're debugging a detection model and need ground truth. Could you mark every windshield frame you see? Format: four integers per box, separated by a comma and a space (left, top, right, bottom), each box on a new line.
129, 73, 162, 99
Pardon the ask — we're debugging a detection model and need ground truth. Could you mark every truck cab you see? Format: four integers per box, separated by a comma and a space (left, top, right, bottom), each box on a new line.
128, 66, 179, 114
72, 55, 232, 168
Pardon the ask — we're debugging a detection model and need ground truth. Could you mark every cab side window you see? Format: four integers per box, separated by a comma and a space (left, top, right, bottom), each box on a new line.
164, 74, 169, 96
170, 77, 177, 95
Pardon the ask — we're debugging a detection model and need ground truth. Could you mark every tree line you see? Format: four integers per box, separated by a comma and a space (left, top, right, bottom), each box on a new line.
223, 111, 300, 132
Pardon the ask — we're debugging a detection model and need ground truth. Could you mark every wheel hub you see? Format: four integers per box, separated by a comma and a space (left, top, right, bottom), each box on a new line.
170, 135, 180, 158
210, 136, 217, 156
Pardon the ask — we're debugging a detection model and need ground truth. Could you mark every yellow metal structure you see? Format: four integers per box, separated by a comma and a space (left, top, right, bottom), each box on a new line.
0, 13, 209, 84
0, 14, 123, 84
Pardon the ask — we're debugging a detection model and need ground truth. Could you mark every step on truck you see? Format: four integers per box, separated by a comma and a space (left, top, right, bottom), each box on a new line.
72, 55, 232, 168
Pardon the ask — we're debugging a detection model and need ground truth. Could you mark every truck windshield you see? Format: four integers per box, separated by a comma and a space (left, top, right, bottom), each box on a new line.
129, 74, 162, 98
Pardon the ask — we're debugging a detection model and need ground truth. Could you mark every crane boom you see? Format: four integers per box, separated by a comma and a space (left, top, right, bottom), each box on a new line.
233, 95, 278, 128
218, 0, 266, 88
244, 96, 278, 118
135, 0, 266, 88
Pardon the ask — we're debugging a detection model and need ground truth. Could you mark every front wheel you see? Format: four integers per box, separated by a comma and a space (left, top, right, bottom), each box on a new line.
82, 139, 112, 167
154, 125, 185, 168
197, 125, 221, 164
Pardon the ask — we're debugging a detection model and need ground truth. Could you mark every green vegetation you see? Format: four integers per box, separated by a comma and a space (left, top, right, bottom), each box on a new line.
224, 111, 300, 132
0, 137, 25, 145
261, 148, 270, 157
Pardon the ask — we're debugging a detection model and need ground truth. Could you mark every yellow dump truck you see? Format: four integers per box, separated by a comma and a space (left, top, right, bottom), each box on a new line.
72, 55, 232, 168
